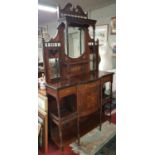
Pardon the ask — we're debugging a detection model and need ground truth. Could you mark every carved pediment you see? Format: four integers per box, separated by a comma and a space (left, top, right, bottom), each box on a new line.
58, 3, 88, 19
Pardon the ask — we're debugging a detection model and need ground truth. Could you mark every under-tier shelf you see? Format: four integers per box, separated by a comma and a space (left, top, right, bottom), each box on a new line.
50, 112, 108, 147
50, 109, 77, 125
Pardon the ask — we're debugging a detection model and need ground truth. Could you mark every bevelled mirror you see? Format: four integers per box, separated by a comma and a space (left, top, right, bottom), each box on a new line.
64, 27, 85, 58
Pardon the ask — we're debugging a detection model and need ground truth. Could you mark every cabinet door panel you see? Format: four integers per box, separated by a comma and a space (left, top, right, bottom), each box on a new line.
77, 80, 100, 117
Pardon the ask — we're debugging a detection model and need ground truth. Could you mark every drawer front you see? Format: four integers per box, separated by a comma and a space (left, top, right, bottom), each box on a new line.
59, 86, 76, 98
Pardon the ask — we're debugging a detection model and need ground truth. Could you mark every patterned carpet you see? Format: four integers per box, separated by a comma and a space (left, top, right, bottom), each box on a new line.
96, 135, 116, 155
70, 121, 116, 155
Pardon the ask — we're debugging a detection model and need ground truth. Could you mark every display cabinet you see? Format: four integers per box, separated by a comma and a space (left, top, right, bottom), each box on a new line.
43, 3, 113, 155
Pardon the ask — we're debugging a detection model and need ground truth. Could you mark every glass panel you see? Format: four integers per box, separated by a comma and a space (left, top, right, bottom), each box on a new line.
48, 58, 60, 79
65, 27, 85, 58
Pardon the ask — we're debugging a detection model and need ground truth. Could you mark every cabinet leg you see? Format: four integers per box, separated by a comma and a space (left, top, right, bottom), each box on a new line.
110, 81, 113, 124
56, 98, 64, 155
60, 146, 64, 155
100, 85, 103, 131
109, 100, 112, 123
99, 122, 102, 131
77, 137, 80, 146
58, 126, 63, 154
99, 108, 102, 131
77, 117, 80, 146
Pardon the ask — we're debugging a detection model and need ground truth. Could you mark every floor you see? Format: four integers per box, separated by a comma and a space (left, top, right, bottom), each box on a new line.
38, 113, 116, 155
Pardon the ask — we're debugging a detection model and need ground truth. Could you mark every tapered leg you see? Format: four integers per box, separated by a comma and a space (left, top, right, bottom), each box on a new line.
110, 81, 113, 124
56, 98, 64, 155
109, 102, 112, 124
99, 84, 103, 131
77, 116, 80, 145
60, 146, 64, 155
77, 92, 80, 146
58, 125, 63, 155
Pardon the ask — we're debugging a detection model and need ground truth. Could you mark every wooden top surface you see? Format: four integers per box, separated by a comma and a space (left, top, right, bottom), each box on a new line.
46, 71, 113, 90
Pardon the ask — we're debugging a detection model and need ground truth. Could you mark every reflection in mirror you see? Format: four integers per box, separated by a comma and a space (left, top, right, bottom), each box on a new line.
65, 27, 85, 58
48, 58, 60, 79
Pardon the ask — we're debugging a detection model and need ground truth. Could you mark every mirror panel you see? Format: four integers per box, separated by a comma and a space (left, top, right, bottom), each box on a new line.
65, 27, 85, 58
48, 58, 60, 79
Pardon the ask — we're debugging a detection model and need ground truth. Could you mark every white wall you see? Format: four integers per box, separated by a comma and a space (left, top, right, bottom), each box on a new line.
90, 3, 116, 46
44, 21, 58, 39
90, 3, 116, 70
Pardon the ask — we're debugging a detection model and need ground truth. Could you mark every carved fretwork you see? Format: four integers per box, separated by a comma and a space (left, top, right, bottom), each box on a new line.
58, 3, 88, 19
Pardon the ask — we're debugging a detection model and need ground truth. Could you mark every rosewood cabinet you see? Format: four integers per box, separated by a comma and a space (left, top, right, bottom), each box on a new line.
43, 3, 113, 155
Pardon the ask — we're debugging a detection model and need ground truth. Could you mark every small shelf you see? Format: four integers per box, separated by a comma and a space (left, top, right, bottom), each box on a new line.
50, 110, 77, 125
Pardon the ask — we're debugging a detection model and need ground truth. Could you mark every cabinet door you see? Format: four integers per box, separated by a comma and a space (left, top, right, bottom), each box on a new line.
77, 80, 100, 117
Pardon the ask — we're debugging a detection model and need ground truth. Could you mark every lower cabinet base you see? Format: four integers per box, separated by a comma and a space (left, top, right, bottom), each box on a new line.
49, 112, 107, 148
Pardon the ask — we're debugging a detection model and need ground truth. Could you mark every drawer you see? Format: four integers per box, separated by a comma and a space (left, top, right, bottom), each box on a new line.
59, 86, 76, 98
